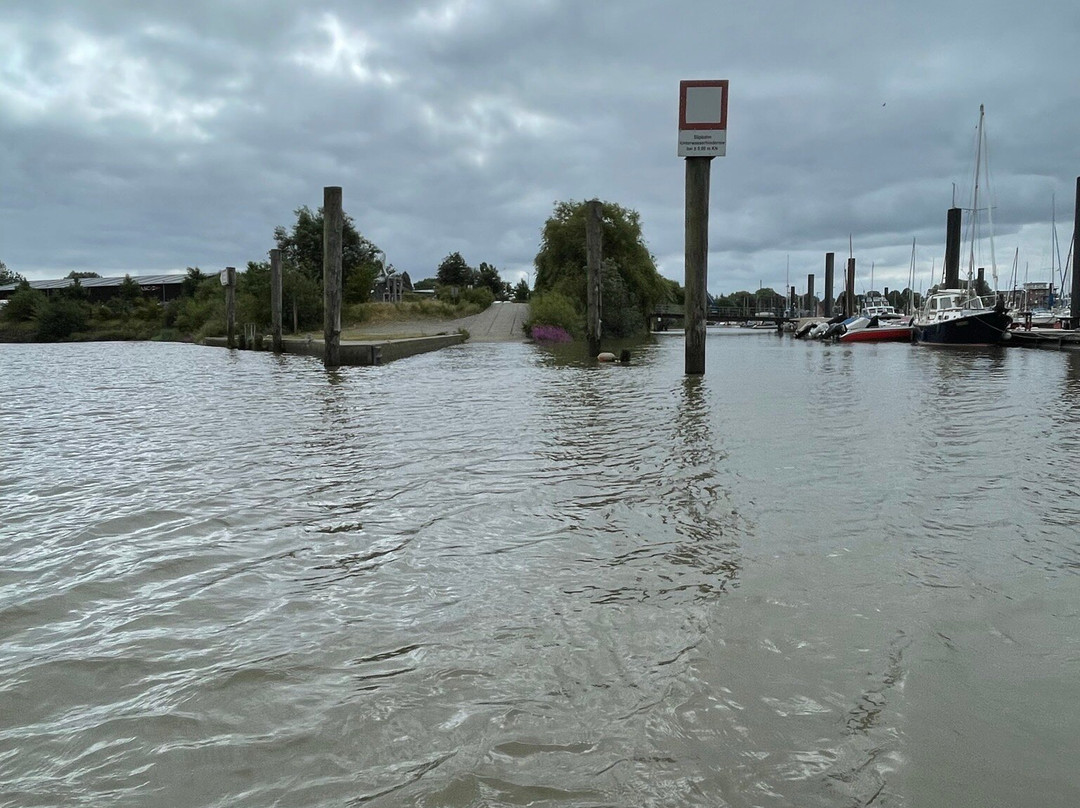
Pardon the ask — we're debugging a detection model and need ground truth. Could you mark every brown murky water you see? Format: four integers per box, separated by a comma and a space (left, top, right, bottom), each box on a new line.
2, 336, 1079, 806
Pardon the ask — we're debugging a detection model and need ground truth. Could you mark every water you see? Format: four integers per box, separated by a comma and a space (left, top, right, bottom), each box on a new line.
2, 336, 1079, 807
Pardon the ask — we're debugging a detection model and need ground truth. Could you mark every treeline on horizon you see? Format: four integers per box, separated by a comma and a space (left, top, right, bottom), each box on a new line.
1, 198, 693, 344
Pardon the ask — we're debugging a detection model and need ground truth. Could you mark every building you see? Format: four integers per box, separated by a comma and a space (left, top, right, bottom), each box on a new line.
0, 273, 189, 304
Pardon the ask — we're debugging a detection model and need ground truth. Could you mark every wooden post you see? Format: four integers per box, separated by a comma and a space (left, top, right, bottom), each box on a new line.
845, 258, 856, 316
225, 266, 236, 348
270, 248, 283, 353
323, 186, 343, 368
824, 252, 835, 316
1071, 177, 1080, 330
684, 157, 712, 375
585, 199, 603, 356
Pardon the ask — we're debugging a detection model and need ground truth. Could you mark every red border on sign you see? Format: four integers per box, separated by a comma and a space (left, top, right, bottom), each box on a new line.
679, 80, 728, 130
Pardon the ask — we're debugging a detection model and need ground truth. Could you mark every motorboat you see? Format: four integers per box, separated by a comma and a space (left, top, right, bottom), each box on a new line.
912, 288, 1012, 345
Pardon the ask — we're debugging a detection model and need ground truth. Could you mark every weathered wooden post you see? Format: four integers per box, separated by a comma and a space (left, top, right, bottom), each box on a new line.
585, 199, 603, 356
845, 257, 856, 316
224, 266, 236, 348
824, 252, 835, 316
685, 157, 711, 372
323, 186, 343, 368
270, 248, 283, 353
1071, 177, 1080, 330
678, 79, 728, 375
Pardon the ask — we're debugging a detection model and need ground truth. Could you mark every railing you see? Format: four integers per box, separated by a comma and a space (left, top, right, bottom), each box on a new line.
652, 304, 795, 322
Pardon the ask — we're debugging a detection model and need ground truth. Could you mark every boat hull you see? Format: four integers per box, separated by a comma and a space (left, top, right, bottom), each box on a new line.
912, 311, 1012, 345
838, 325, 914, 343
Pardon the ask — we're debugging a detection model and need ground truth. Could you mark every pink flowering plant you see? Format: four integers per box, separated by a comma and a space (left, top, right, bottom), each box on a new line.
530, 324, 573, 343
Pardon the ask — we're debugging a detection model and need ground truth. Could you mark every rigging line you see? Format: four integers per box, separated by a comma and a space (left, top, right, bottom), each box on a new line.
982, 109, 998, 290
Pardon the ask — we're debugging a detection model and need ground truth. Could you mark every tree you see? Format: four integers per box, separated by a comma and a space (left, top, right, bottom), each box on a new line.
435, 252, 474, 288
66, 271, 101, 280
182, 267, 207, 298
476, 262, 509, 298
2, 282, 43, 322
0, 260, 24, 286
273, 205, 383, 304
533, 199, 666, 337
118, 274, 141, 310
513, 278, 531, 302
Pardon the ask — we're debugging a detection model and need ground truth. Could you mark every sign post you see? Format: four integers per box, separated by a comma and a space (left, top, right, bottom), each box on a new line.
679, 80, 727, 375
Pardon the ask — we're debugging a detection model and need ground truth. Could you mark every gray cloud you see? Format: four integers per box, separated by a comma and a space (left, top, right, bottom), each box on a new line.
2, 0, 1078, 296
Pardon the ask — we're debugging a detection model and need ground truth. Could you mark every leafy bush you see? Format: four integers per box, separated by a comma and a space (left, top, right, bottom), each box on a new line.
524, 291, 582, 336
601, 259, 645, 338
35, 298, 89, 341
3, 285, 44, 322
460, 286, 494, 309
530, 324, 572, 342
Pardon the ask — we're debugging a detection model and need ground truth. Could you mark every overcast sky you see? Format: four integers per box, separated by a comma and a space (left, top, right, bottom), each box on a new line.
3, 0, 1078, 296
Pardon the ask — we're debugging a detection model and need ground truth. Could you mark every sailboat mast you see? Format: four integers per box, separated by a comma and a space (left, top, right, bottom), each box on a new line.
968, 106, 984, 290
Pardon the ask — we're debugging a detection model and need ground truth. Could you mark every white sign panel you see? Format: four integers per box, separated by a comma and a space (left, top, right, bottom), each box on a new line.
678, 80, 728, 158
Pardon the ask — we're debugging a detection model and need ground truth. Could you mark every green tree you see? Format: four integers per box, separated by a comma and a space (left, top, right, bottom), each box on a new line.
435, 252, 474, 288
273, 205, 383, 304
533, 199, 666, 338
512, 278, 531, 302
65, 271, 101, 280
475, 262, 509, 298
2, 282, 43, 322
0, 260, 25, 286
117, 274, 141, 314
182, 267, 207, 297
36, 297, 89, 341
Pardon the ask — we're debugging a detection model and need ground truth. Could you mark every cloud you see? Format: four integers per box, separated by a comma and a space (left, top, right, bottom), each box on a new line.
2, 0, 1078, 297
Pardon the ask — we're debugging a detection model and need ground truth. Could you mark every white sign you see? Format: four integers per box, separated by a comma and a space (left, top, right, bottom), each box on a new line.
678, 80, 728, 158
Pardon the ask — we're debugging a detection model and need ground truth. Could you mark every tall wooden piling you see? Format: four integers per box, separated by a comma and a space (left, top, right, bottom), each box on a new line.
225, 266, 236, 349
845, 258, 856, 316
585, 199, 603, 356
684, 157, 712, 375
807, 274, 815, 316
323, 186, 343, 368
270, 248, 283, 353
1071, 177, 1080, 330
944, 207, 962, 288
824, 252, 834, 316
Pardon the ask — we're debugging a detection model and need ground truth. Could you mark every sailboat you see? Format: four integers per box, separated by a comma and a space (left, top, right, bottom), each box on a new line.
912, 106, 1012, 345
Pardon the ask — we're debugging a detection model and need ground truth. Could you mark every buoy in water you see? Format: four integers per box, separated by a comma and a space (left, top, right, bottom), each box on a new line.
597, 352, 616, 362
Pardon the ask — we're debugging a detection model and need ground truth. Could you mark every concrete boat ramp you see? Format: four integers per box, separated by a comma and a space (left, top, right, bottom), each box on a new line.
203, 302, 528, 365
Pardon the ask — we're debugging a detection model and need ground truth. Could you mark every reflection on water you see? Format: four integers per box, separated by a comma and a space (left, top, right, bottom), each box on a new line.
2, 338, 1079, 807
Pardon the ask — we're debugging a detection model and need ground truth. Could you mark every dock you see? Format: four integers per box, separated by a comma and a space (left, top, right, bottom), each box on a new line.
1007, 328, 1080, 351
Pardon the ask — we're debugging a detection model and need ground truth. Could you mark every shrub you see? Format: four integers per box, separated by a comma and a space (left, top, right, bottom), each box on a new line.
3, 285, 44, 322
459, 286, 494, 309
524, 290, 582, 336
35, 298, 89, 341
530, 324, 572, 342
